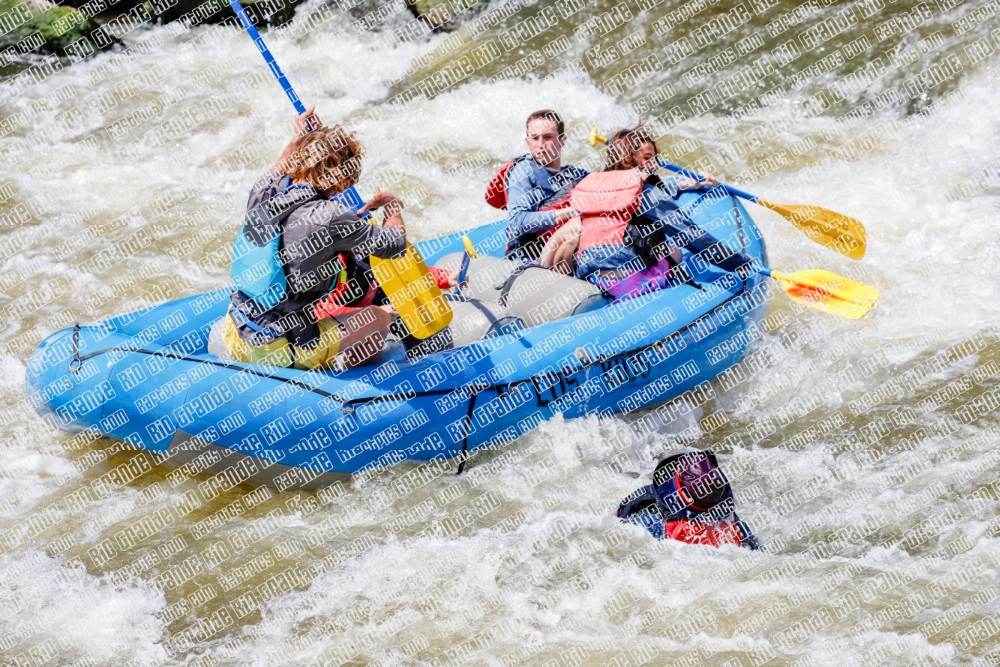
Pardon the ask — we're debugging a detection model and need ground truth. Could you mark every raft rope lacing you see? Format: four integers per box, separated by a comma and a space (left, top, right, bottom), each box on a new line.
61, 191, 753, 467
65, 281, 744, 408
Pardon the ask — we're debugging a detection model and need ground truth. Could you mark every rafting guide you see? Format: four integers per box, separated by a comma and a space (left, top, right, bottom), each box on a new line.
221, 108, 404, 371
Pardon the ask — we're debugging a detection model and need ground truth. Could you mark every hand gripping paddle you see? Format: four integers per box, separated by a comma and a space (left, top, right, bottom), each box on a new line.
590, 128, 867, 260
229, 0, 452, 339
588, 128, 879, 319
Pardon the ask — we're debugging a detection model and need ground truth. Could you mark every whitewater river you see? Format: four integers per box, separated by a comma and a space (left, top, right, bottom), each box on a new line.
2, 0, 1000, 663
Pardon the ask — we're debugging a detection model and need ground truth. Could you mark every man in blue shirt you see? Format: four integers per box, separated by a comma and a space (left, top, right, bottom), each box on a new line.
503, 110, 588, 263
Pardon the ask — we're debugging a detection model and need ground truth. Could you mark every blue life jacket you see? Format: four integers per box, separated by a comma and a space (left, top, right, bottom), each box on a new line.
501, 158, 588, 262
230, 178, 366, 312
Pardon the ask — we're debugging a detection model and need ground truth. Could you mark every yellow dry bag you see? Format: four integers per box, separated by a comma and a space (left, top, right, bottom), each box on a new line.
370, 243, 453, 339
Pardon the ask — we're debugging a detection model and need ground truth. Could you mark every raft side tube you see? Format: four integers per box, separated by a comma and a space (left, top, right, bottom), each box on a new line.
24, 190, 769, 482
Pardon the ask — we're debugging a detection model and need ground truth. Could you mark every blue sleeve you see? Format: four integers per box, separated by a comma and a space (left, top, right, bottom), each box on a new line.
628, 510, 666, 540
733, 514, 761, 550
642, 184, 752, 273
505, 161, 557, 238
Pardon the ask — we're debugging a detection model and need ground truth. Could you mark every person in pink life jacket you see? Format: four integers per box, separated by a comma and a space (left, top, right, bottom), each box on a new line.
616, 450, 761, 549
484, 110, 589, 265
570, 125, 755, 301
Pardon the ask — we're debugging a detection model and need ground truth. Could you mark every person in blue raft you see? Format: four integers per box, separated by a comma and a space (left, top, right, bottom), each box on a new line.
221, 107, 408, 370
546, 124, 755, 300
485, 109, 589, 268
617, 450, 761, 549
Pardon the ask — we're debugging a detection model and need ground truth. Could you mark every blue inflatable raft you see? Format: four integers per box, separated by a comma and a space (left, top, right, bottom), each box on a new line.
25, 190, 769, 490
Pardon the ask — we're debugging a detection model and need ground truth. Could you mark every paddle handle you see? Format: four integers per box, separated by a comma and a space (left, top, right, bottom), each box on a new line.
229, 0, 306, 114
456, 235, 475, 285
656, 159, 759, 204
457, 254, 471, 285
229, 0, 374, 210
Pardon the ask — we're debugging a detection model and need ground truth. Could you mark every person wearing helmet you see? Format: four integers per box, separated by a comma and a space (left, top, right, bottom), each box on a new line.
616, 450, 760, 549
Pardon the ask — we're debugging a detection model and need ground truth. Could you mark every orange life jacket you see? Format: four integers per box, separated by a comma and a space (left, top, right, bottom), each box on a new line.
571, 169, 648, 256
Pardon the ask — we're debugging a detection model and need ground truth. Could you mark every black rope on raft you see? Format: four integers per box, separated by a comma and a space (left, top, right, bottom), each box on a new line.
62, 271, 749, 417
456, 389, 479, 475
730, 194, 752, 296
69, 341, 350, 402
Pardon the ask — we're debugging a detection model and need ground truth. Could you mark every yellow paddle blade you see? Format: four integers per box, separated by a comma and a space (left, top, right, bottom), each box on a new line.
462, 235, 477, 259
758, 200, 867, 261
370, 243, 453, 339
770, 269, 880, 320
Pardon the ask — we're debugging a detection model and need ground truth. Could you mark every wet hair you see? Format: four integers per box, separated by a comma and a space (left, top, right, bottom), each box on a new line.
284, 126, 363, 194
526, 109, 565, 137
604, 124, 658, 171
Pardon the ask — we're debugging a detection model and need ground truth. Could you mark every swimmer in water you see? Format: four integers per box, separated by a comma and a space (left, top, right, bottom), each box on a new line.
616, 450, 761, 549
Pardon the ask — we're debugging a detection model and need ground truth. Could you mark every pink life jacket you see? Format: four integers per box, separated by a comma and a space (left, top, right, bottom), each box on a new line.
571, 169, 648, 256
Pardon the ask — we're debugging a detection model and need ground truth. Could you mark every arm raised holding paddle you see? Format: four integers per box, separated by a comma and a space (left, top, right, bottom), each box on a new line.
270, 105, 323, 173
226, 0, 453, 355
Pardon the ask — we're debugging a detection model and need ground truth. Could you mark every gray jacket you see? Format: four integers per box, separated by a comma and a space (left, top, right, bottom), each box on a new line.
231, 173, 405, 348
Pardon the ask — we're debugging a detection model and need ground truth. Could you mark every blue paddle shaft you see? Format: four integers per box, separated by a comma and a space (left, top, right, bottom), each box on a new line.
229, 0, 371, 209
657, 159, 760, 204
457, 253, 471, 284
228, 0, 305, 114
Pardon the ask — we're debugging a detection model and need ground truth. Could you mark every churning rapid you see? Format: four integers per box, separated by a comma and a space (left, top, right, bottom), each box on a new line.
2, 0, 1000, 662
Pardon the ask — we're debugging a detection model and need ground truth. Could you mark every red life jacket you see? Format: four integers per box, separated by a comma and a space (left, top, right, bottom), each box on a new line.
312, 253, 373, 319
485, 158, 521, 210
485, 156, 575, 214
313, 262, 452, 320
663, 518, 744, 547
571, 169, 648, 256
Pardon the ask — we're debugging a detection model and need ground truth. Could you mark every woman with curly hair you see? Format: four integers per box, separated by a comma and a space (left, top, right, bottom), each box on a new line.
223, 107, 406, 370
567, 124, 753, 300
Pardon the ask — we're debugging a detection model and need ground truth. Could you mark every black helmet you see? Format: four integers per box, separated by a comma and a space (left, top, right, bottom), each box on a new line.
652, 450, 730, 513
